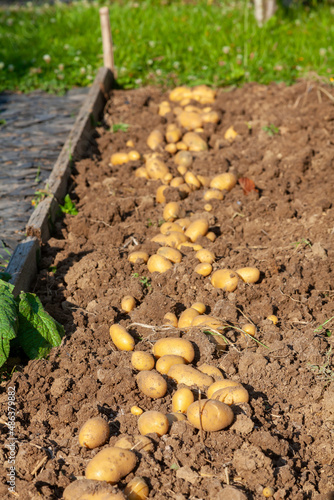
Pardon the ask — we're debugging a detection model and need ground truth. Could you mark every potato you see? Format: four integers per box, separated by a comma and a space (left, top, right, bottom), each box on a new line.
194, 263, 212, 276
204, 204, 212, 212
163, 202, 181, 222
198, 364, 223, 380
156, 185, 168, 203
191, 302, 206, 314
173, 106, 183, 116
114, 435, 153, 453
178, 308, 200, 328
167, 365, 213, 391
162, 172, 173, 185
177, 166, 188, 176
164, 231, 188, 248
85, 447, 137, 484
185, 219, 209, 242
121, 295, 136, 313
138, 411, 169, 436
166, 123, 182, 143
183, 132, 208, 151
206, 232, 216, 242
170, 176, 185, 188
147, 129, 164, 150
151, 234, 169, 246
236, 267, 260, 284
159, 101, 171, 116
174, 150, 192, 167
63, 479, 126, 500
177, 241, 202, 251
267, 315, 278, 325
166, 412, 187, 425
207, 379, 242, 399
163, 312, 178, 328
146, 158, 169, 180
191, 315, 223, 329
210, 172, 237, 191
169, 86, 192, 102
180, 98, 191, 106
224, 126, 238, 141
184, 104, 201, 113
156, 354, 186, 375
184, 171, 201, 189
110, 324, 135, 351
131, 351, 155, 371
262, 487, 275, 498
242, 323, 256, 336
128, 252, 149, 264
175, 217, 191, 230
176, 141, 188, 150
135, 167, 149, 179
178, 111, 203, 130
191, 85, 216, 104
128, 150, 141, 161
157, 247, 182, 263
126, 140, 135, 148
147, 254, 173, 273
211, 269, 239, 292
203, 189, 224, 201
197, 175, 211, 187
153, 337, 195, 363
124, 477, 149, 500
211, 386, 249, 405
131, 406, 144, 416
165, 143, 177, 154
111, 152, 129, 166
187, 399, 233, 431
201, 110, 220, 124
160, 222, 183, 234
79, 417, 110, 449
177, 183, 191, 197
172, 387, 194, 414
195, 249, 215, 264
136, 370, 167, 399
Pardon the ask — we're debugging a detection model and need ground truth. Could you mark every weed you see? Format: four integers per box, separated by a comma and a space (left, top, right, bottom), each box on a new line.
308, 347, 334, 382
58, 194, 78, 215
34, 164, 41, 184
112, 123, 130, 133
132, 273, 152, 289
147, 218, 154, 227
158, 219, 165, 227
0, 241, 11, 269
291, 238, 312, 249
31, 186, 52, 207
131, 273, 139, 278
0, 119, 6, 127
48, 265, 57, 274
314, 316, 334, 337
262, 124, 280, 136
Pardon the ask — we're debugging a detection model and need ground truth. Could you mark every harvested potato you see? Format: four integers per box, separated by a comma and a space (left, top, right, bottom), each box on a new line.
164, 231, 188, 248
173, 106, 183, 116
157, 247, 182, 263
165, 143, 177, 154
167, 365, 213, 390
135, 167, 149, 179
206, 232, 216, 242
176, 141, 188, 150
166, 123, 182, 143
180, 98, 191, 106
172, 387, 194, 414
146, 158, 169, 180
191, 314, 223, 329
167, 412, 187, 425
184, 104, 201, 113
211, 386, 249, 405
160, 222, 184, 234
169, 86, 192, 102
183, 132, 208, 151
224, 126, 238, 141
162, 172, 173, 185
201, 110, 220, 124
63, 479, 126, 500
163, 202, 181, 222
177, 241, 202, 251
128, 252, 149, 264
121, 295, 136, 313
177, 165, 188, 177
178, 308, 200, 328
267, 315, 278, 325
262, 487, 275, 498
197, 175, 211, 187
210, 172, 237, 191
175, 217, 191, 230
211, 269, 239, 292
163, 312, 178, 328
203, 189, 224, 201
191, 85, 216, 104
126, 139, 135, 148
194, 262, 212, 276
131, 406, 143, 416
205, 206, 213, 213
138, 411, 169, 436
191, 302, 206, 314
198, 364, 223, 380
79, 417, 110, 449
159, 101, 171, 116
151, 233, 169, 246
156, 354, 186, 375
156, 185, 168, 203
185, 219, 209, 242
147, 129, 164, 150
177, 183, 191, 197
111, 152, 129, 166
178, 111, 203, 130
131, 351, 155, 371
170, 176, 185, 188
128, 150, 141, 161
184, 171, 201, 189
124, 477, 149, 500
195, 249, 215, 264
85, 447, 137, 484
187, 399, 233, 431
114, 435, 154, 453
110, 324, 135, 351
136, 370, 167, 399
153, 337, 195, 363
242, 323, 256, 336
147, 254, 173, 273
207, 379, 242, 399
236, 267, 260, 283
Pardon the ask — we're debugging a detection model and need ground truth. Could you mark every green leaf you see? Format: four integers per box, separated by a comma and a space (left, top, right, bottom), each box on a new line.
18, 292, 64, 359
0, 272, 12, 282
59, 194, 78, 215
0, 281, 19, 368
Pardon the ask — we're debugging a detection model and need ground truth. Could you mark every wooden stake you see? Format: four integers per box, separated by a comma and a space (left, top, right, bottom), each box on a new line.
99, 7, 115, 73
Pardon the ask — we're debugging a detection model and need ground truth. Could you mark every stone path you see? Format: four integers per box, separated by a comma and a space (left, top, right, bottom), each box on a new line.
0, 87, 88, 266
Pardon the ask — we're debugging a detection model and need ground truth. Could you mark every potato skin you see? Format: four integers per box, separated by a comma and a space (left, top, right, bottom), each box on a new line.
85, 447, 137, 484
79, 417, 110, 449
211, 386, 249, 405
187, 399, 234, 431
197, 364, 223, 380
128, 252, 149, 264
178, 308, 200, 328
207, 379, 242, 399
156, 355, 186, 375
109, 325, 135, 352
63, 479, 126, 500
236, 267, 260, 284
147, 254, 173, 273
211, 269, 239, 292
138, 411, 169, 437
131, 352, 155, 371
136, 370, 167, 399
172, 387, 194, 414
153, 338, 195, 363
124, 476, 149, 500
167, 365, 213, 391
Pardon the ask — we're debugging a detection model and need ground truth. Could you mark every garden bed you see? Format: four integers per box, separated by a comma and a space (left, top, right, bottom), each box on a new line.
1, 81, 334, 499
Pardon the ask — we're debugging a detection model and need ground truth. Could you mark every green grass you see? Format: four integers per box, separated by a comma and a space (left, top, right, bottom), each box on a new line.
0, 0, 334, 93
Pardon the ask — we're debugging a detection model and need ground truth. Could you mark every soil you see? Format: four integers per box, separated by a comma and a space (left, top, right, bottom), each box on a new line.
1, 81, 334, 500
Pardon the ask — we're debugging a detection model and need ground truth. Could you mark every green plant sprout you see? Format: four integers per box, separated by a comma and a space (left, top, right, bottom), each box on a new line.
59, 194, 78, 215
112, 123, 130, 133
308, 347, 333, 382
291, 238, 312, 249
262, 124, 280, 136
131, 273, 152, 289
314, 316, 333, 337
34, 164, 42, 184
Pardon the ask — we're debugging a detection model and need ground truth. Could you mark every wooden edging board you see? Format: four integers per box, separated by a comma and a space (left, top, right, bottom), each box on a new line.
6, 67, 114, 295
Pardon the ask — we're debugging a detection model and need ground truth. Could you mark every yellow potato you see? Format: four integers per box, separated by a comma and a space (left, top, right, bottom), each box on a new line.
166, 123, 182, 143
163, 202, 181, 222
160, 222, 184, 234
121, 295, 136, 313
206, 232, 216, 242
177, 165, 188, 176
153, 337, 195, 363
207, 379, 242, 399
138, 411, 169, 437
146, 158, 169, 180
111, 152, 129, 166
151, 233, 169, 246
177, 183, 191, 197
172, 387, 194, 414
191, 302, 206, 314
147, 129, 164, 150
169, 86, 192, 102
124, 477, 149, 500
183, 132, 208, 151
184, 104, 201, 113
236, 267, 260, 284
195, 249, 215, 264
157, 247, 182, 263
205, 205, 212, 212
135, 167, 149, 179
173, 106, 183, 116
128, 252, 149, 264
136, 370, 167, 399
197, 175, 211, 187
147, 254, 173, 273
114, 435, 153, 453
174, 150, 193, 167
131, 351, 155, 371
224, 126, 238, 141
176, 141, 188, 150
177, 111, 203, 130
167, 365, 213, 391
184, 171, 201, 189
128, 150, 141, 161
131, 406, 144, 416
185, 219, 209, 242
242, 323, 257, 336
85, 447, 137, 484
187, 399, 234, 431
211, 269, 239, 292
203, 189, 224, 201
165, 143, 178, 154
159, 101, 171, 117
210, 172, 237, 191
166, 412, 187, 425
197, 364, 223, 380
201, 110, 220, 124
175, 217, 191, 230
180, 98, 191, 106
164, 231, 188, 248
194, 262, 212, 276
63, 479, 126, 500
110, 324, 135, 351
211, 386, 249, 405
156, 185, 168, 203
162, 172, 173, 185
156, 355, 186, 375
191, 85, 216, 104
170, 176, 185, 188
177, 242, 202, 251
163, 312, 178, 328
267, 315, 278, 325
263, 487, 275, 498
178, 308, 200, 328
126, 139, 135, 148
79, 417, 110, 449
191, 315, 223, 329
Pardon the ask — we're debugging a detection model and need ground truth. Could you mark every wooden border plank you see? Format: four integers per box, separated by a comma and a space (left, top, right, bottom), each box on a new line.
7, 237, 40, 296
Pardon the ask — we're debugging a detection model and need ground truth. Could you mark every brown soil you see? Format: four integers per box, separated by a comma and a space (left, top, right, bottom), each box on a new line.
1, 82, 334, 500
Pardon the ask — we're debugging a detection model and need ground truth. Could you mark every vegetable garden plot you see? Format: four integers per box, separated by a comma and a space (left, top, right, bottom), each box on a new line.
1, 81, 334, 499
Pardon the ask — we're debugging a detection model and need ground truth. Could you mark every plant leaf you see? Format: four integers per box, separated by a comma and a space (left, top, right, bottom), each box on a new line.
0, 281, 19, 367
238, 177, 258, 195
18, 292, 64, 359
0, 272, 12, 282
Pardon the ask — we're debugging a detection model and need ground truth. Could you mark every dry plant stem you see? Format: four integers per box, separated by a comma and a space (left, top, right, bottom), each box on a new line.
31, 455, 48, 476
